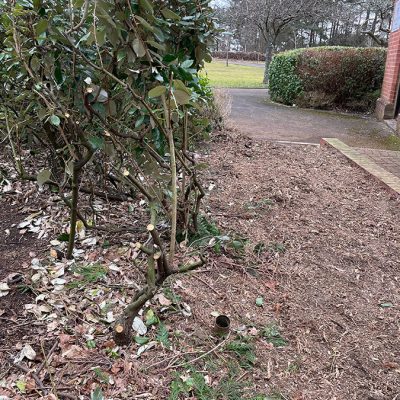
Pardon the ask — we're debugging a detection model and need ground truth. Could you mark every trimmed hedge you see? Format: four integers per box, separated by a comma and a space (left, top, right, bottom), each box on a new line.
212, 51, 266, 62
269, 46, 387, 111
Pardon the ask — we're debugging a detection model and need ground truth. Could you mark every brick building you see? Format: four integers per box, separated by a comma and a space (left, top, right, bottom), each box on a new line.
376, 0, 400, 131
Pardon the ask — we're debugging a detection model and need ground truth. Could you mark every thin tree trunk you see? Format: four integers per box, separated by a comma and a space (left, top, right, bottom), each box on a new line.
263, 40, 274, 84
67, 163, 79, 259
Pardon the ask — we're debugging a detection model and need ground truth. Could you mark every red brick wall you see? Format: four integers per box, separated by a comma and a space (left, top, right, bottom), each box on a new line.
381, 30, 400, 103
376, 0, 400, 120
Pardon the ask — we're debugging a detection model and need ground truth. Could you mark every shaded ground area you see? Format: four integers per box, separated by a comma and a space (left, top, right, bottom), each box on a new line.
227, 88, 397, 148
0, 193, 43, 355
0, 195, 42, 281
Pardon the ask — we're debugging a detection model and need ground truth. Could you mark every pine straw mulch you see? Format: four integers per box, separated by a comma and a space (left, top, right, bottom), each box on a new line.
0, 130, 399, 400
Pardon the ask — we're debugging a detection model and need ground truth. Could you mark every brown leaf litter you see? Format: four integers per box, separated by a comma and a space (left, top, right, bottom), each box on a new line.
0, 130, 399, 399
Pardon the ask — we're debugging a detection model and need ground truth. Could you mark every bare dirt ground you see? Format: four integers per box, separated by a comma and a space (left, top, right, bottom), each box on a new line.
200, 131, 400, 399
0, 191, 44, 351
0, 131, 399, 399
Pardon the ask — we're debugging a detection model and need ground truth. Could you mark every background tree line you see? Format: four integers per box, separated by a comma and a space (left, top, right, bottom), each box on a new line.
214, 0, 393, 81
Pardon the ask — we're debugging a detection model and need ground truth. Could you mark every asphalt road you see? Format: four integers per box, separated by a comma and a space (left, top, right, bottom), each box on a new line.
226, 88, 395, 147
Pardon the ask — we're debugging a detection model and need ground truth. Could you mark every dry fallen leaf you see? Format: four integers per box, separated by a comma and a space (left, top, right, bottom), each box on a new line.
249, 327, 259, 336
156, 293, 172, 306
25, 377, 36, 392
136, 341, 157, 357
132, 317, 147, 335
62, 345, 87, 359
47, 320, 59, 332
14, 344, 36, 363
0, 282, 10, 297
59, 334, 74, 352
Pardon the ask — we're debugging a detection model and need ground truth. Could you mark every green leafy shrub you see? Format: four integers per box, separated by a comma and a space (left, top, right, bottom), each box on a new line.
269, 46, 386, 111
269, 49, 303, 105
0, 0, 217, 345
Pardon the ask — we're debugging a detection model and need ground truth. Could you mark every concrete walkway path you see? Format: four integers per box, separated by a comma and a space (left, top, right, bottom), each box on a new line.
227, 88, 396, 148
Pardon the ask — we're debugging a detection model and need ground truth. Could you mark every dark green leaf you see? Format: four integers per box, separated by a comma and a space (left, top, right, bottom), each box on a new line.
135, 16, 154, 32
135, 114, 145, 128
163, 54, 177, 63
139, 0, 154, 14
152, 128, 166, 155
54, 63, 63, 84
35, 20, 48, 36
57, 233, 70, 242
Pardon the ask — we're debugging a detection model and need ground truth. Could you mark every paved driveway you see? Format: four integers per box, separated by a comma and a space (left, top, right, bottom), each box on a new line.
226, 88, 395, 147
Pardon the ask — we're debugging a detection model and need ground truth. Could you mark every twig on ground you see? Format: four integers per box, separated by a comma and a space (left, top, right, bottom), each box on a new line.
37, 340, 58, 375
38, 339, 59, 396
196, 276, 221, 296
184, 268, 211, 274
237, 370, 249, 382
144, 350, 201, 371
13, 362, 46, 394
165, 333, 230, 370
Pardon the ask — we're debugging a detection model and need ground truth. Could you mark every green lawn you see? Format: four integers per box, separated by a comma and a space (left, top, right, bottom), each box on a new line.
201, 61, 265, 88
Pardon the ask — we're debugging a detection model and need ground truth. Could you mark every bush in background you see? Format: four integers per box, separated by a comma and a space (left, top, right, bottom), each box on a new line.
269, 46, 386, 112
268, 49, 303, 105
212, 51, 265, 62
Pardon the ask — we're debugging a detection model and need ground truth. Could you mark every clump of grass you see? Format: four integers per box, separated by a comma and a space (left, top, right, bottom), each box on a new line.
168, 366, 265, 400
168, 370, 213, 400
189, 215, 247, 255
189, 215, 220, 247
67, 263, 107, 288
262, 324, 288, 347
225, 338, 256, 369
254, 241, 266, 256
268, 242, 286, 254
286, 360, 301, 374
245, 198, 274, 211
